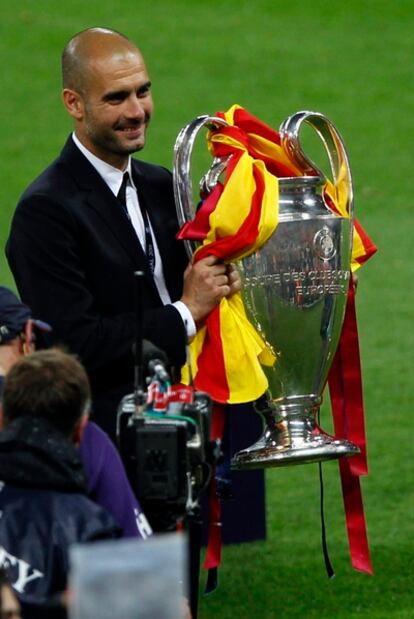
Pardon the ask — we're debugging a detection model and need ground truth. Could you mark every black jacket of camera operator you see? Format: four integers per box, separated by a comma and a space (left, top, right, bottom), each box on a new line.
0, 416, 120, 613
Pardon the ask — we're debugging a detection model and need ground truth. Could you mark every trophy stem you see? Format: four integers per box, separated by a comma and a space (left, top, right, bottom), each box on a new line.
231, 395, 359, 470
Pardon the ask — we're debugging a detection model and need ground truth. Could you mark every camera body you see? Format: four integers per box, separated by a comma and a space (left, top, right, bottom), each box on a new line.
117, 383, 220, 531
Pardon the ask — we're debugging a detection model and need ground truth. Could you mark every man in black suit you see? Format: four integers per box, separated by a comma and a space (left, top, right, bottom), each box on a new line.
6, 27, 240, 438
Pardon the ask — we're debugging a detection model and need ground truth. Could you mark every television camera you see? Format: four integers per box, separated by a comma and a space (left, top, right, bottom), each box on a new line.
116, 340, 221, 532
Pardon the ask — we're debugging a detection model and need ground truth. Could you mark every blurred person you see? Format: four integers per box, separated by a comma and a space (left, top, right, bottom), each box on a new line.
0, 349, 121, 615
0, 568, 21, 619
79, 421, 152, 540
6, 26, 241, 440
0, 286, 151, 540
0, 287, 51, 392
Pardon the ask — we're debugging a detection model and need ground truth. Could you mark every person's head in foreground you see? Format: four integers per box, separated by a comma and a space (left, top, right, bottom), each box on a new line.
2, 348, 90, 442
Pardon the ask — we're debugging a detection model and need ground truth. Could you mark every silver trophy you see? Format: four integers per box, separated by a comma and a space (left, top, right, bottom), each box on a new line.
173, 111, 359, 468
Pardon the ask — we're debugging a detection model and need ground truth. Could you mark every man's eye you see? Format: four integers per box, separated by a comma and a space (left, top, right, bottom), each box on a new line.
104, 92, 127, 104
137, 83, 151, 98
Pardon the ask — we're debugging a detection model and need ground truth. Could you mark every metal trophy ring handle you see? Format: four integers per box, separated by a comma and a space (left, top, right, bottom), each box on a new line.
173, 115, 229, 258
279, 111, 354, 222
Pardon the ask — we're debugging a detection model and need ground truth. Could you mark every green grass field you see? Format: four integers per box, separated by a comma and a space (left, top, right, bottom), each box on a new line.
1, 1, 413, 617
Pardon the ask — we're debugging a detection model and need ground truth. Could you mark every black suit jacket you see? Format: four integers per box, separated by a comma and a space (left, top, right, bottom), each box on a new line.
6, 136, 189, 435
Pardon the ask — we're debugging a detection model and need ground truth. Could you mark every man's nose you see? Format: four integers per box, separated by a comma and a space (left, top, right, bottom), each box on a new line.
125, 95, 146, 119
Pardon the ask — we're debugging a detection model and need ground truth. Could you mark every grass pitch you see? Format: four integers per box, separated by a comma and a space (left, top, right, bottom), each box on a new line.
1, 1, 413, 617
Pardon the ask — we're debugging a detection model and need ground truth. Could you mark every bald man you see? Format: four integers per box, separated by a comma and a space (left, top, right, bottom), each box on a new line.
6, 28, 240, 438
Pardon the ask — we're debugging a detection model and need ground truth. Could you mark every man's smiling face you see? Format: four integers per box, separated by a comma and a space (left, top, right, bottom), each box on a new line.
77, 48, 154, 169
62, 31, 154, 170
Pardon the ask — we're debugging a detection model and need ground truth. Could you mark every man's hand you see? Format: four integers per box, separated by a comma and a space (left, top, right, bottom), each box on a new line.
226, 263, 242, 296
181, 256, 241, 324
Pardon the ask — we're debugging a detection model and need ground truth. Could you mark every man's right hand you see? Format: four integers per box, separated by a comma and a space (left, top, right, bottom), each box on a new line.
180, 255, 238, 324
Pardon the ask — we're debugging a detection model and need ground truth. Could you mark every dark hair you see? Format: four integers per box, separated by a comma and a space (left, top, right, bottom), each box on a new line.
2, 349, 90, 437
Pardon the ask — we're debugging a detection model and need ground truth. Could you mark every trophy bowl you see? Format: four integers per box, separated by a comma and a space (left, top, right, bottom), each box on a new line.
232, 174, 359, 469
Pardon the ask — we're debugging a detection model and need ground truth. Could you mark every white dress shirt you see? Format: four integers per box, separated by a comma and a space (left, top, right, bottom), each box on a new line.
72, 133, 195, 338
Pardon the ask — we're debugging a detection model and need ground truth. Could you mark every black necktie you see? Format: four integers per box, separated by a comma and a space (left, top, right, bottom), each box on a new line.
117, 171, 156, 273
117, 171, 129, 211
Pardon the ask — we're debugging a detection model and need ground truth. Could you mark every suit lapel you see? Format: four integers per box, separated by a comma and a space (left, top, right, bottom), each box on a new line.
58, 138, 159, 297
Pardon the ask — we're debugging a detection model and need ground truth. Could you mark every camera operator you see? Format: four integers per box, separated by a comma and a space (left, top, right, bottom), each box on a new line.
0, 285, 152, 540
0, 349, 120, 616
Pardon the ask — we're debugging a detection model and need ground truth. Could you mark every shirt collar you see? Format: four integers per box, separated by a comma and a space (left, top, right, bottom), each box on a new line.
72, 132, 135, 196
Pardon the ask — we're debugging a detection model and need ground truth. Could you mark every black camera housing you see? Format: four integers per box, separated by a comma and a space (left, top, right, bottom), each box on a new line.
117, 390, 220, 531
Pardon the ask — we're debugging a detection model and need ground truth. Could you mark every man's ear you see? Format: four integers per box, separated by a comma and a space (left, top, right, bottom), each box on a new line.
71, 414, 89, 446
62, 88, 85, 121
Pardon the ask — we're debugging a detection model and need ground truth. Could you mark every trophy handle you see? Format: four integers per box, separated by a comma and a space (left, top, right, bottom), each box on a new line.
174, 111, 354, 258
279, 111, 354, 223
173, 115, 229, 259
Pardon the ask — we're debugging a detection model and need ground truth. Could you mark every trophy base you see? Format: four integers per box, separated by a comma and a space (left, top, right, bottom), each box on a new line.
231, 399, 360, 470
231, 432, 359, 469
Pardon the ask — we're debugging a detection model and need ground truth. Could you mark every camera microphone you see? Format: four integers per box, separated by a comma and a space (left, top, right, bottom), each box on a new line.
147, 359, 170, 383
142, 340, 170, 383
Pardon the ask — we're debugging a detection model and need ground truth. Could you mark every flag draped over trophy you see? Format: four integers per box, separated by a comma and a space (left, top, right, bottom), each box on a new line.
178, 104, 375, 402
177, 104, 377, 576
